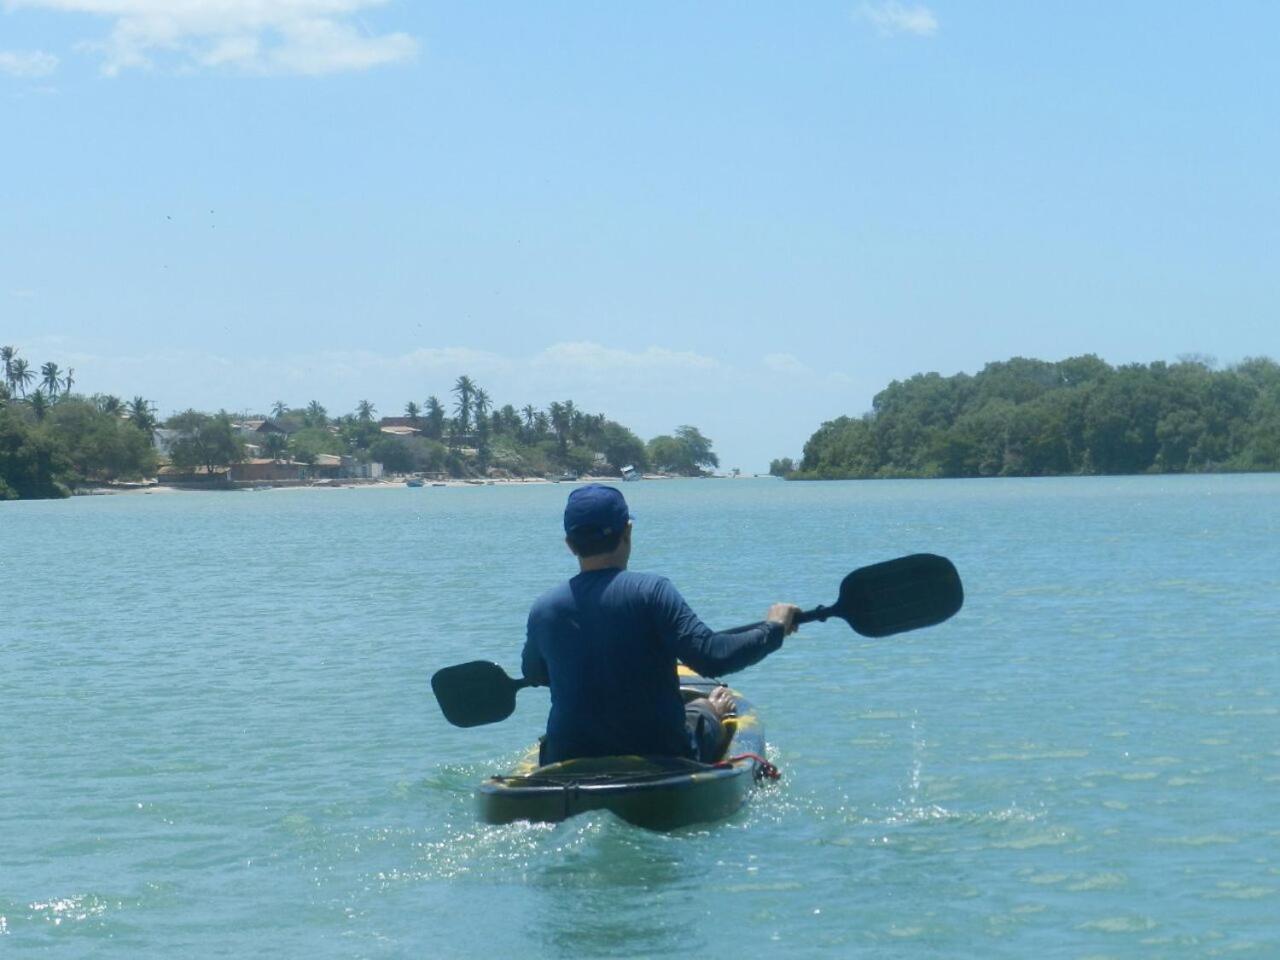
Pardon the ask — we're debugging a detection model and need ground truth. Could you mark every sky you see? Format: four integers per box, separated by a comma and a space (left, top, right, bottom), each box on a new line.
2, 2, 1278, 471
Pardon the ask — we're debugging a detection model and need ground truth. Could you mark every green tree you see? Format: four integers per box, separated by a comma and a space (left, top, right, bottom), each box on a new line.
167, 411, 246, 475
289, 426, 341, 463
10, 358, 33, 397
0, 346, 16, 394
263, 432, 289, 460
473, 387, 492, 468
0, 407, 71, 499
127, 396, 158, 440
40, 362, 62, 400
549, 401, 570, 458
48, 399, 158, 482
303, 400, 328, 428
451, 375, 475, 442
769, 457, 795, 477
29, 390, 50, 421
675, 425, 718, 472
423, 396, 446, 441
95, 394, 123, 416
356, 399, 376, 423
597, 421, 647, 472
647, 435, 683, 473
368, 436, 414, 473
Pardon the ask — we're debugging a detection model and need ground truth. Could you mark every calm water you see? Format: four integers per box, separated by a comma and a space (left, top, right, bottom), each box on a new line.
3, 475, 1278, 958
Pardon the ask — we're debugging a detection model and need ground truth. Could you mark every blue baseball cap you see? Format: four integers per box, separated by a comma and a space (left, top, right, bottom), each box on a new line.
564, 484, 632, 538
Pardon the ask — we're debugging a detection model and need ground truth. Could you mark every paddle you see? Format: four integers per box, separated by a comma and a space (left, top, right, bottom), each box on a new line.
431, 553, 963, 728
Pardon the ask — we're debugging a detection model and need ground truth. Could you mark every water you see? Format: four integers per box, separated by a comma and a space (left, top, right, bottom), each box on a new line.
3, 475, 1278, 958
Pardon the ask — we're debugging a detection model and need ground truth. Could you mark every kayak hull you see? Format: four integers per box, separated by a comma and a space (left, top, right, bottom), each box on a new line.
476, 669, 768, 830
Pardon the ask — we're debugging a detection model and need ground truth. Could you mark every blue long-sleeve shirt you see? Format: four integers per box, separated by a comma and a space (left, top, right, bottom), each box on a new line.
522, 568, 784, 763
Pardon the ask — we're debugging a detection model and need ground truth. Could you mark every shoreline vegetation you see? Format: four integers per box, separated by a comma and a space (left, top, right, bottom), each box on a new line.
774, 355, 1280, 481
0, 347, 723, 501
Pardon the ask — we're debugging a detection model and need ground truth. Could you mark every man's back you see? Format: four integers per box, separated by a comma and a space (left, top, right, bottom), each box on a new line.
523, 568, 690, 762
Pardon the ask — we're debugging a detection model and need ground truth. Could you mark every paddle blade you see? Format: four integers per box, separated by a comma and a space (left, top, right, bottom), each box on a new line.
837, 553, 963, 637
431, 660, 520, 728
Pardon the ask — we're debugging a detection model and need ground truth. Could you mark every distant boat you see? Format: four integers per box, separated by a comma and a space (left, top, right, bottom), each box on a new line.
621, 465, 641, 482
558, 470, 579, 482
431, 482, 447, 487
406, 478, 425, 487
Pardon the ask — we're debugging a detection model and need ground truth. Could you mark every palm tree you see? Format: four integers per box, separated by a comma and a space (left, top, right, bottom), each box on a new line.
405, 400, 421, 424
305, 400, 328, 428
424, 395, 446, 441
127, 396, 158, 439
473, 388, 491, 426
451, 375, 475, 439
10, 358, 33, 397
563, 400, 579, 444
29, 389, 49, 421
521, 404, 537, 438
1, 346, 16, 393
549, 401, 570, 457
356, 399, 376, 423
62, 368, 74, 396
271, 400, 289, 419
473, 388, 492, 464
95, 394, 123, 415
40, 362, 62, 402
263, 432, 288, 461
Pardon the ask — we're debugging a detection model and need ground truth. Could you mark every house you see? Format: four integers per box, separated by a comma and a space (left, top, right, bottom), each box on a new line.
378, 416, 423, 430
233, 418, 286, 439
341, 456, 383, 479
306, 454, 384, 480
229, 459, 308, 483
311, 454, 343, 479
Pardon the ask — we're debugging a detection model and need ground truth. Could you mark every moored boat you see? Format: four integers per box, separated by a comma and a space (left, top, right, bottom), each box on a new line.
476, 667, 773, 830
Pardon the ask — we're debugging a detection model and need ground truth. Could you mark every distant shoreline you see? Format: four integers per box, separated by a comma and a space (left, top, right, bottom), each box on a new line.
69, 473, 763, 496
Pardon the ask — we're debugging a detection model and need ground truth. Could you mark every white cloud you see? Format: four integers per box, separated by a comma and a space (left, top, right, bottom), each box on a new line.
857, 2, 938, 37
534, 342, 721, 375
763, 352, 811, 377
0, 49, 60, 76
8, 0, 417, 76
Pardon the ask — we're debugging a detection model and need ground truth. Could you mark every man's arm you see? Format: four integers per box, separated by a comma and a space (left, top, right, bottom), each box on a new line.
522, 611, 550, 687
653, 579, 797, 677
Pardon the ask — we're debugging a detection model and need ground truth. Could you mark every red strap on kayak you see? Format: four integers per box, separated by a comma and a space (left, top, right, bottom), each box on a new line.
717, 753, 780, 781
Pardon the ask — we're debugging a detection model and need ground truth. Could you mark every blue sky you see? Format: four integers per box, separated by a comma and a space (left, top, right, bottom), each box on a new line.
3, 2, 1277, 470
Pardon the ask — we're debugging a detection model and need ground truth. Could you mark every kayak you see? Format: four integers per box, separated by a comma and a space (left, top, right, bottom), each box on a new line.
476, 666, 773, 830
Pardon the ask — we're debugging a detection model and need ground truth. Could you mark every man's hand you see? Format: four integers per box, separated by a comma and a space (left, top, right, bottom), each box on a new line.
766, 602, 801, 636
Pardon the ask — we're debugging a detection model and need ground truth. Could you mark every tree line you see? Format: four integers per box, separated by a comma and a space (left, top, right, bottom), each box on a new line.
1, 347, 720, 500
253, 375, 718, 480
782, 355, 1280, 479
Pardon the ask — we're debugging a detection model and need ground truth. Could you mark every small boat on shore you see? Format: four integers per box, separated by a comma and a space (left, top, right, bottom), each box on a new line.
475, 668, 772, 831
405, 478, 425, 487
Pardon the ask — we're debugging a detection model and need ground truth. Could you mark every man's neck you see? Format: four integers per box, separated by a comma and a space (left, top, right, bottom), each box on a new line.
578, 554, 627, 573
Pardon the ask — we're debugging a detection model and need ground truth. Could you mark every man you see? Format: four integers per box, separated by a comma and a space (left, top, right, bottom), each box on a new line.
522, 484, 799, 765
